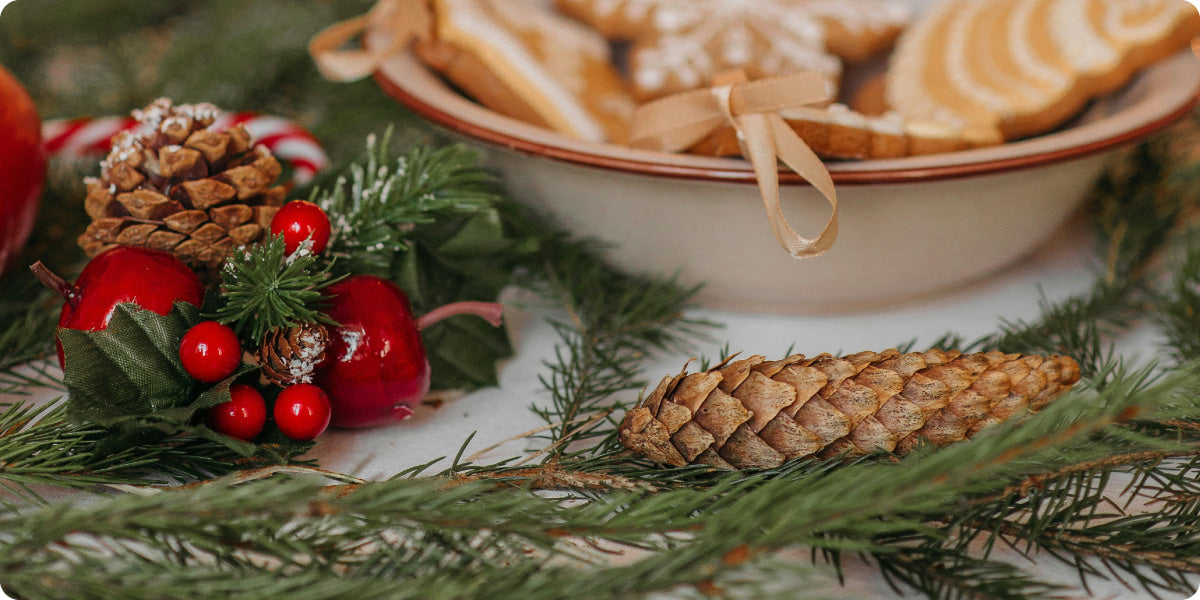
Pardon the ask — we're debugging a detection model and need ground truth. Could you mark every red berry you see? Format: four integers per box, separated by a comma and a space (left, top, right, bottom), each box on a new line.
270, 200, 331, 255
208, 384, 267, 441
179, 321, 243, 383
273, 384, 332, 441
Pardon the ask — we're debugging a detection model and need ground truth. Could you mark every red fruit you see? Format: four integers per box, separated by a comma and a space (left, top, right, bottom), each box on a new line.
270, 200, 331, 255
318, 275, 431, 428
317, 275, 505, 429
273, 384, 331, 440
179, 321, 243, 383
208, 384, 267, 441
0, 64, 46, 276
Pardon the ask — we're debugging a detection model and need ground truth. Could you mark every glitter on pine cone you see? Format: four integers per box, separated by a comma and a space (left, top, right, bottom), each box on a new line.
619, 349, 1082, 470
256, 322, 330, 387
77, 98, 286, 272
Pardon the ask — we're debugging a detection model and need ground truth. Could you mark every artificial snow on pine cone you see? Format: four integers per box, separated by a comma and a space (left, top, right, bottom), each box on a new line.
77, 98, 285, 271
255, 322, 330, 387
619, 349, 1081, 469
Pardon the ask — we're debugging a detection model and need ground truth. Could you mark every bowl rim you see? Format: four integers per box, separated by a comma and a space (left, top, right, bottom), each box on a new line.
373, 46, 1200, 186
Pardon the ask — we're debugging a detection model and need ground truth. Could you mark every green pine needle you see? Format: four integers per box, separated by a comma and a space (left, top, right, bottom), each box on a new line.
211, 234, 340, 342
313, 133, 505, 278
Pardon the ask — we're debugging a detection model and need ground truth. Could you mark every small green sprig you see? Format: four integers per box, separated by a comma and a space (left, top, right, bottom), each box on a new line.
211, 234, 340, 342
313, 133, 505, 278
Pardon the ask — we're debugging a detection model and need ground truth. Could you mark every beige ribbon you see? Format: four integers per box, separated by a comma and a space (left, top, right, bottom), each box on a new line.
308, 0, 432, 82
630, 71, 839, 259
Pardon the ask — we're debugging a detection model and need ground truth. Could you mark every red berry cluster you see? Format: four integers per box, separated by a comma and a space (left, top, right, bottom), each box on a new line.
175, 201, 337, 443
180, 319, 332, 443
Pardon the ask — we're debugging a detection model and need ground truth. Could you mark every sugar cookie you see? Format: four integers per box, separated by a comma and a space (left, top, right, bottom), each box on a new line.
416, 0, 635, 143
556, 0, 911, 101
688, 104, 1001, 160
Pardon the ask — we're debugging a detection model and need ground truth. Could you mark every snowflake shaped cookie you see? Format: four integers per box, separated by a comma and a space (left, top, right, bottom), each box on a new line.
558, 0, 911, 100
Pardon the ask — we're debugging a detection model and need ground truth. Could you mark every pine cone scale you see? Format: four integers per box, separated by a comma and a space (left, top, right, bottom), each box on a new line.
620, 349, 1082, 469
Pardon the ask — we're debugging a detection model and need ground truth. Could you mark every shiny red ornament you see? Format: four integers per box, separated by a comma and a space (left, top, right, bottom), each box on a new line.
273, 383, 332, 440
0, 64, 47, 276
318, 275, 431, 429
179, 321, 243, 383
34, 246, 206, 369
208, 384, 267, 442
270, 200, 331, 255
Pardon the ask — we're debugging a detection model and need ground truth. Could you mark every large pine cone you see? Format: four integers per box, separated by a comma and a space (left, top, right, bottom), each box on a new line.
78, 98, 285, 271
256, 323, 330, 387
619, 349, 1081, 470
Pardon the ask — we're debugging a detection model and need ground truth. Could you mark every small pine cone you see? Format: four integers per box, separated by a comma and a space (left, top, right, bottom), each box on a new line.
256, 323, 330, 387
619, 349, 1081, 470
78, 98, 285, 272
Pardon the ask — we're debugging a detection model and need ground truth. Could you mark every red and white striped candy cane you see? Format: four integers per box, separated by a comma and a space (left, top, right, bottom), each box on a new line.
42, 112, 330, 184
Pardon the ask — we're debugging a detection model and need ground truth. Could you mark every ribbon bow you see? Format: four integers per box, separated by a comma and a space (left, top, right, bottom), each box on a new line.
630, 71, 839, 259
309, 0, 432, 82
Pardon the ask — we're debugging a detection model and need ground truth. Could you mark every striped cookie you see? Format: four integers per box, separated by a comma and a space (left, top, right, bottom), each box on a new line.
886, 0, 1200, 141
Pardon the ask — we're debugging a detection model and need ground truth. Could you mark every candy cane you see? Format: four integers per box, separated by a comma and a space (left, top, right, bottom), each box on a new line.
42, 112, 330, 184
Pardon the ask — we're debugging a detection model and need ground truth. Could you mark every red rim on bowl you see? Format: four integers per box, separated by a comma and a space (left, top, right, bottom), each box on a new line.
372, 43, 1200, 186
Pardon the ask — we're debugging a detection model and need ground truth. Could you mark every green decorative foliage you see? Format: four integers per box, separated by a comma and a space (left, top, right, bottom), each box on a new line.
59, 302, 202, 425
212, 234, 340, 343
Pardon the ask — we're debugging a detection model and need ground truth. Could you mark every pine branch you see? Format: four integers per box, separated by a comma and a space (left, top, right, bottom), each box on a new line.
0, 399, 271, 502
520, 237, 712, 459
1151, 234, 1200, 365
873, 549, 1067, 600
211, 234, 340, 342
7, 363, 1199, 599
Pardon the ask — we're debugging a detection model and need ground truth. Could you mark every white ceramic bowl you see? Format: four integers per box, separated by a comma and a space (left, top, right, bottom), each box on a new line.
371, 34, 1199, 312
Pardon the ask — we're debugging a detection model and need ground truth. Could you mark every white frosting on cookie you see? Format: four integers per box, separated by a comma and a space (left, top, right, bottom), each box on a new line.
1051, 0, 1119, 73
1008, 0, 1072, 90
566, 0, 908, 98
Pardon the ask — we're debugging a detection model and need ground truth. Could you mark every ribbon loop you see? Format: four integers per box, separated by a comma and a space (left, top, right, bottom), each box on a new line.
630, 71, 840, 260
309, 0, 432, 82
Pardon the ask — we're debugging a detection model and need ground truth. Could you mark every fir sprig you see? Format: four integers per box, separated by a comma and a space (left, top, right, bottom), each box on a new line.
212, 234, 340, 342
314, 134, 505, 279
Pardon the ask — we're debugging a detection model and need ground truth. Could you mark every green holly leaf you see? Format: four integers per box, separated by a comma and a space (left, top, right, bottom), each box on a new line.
60, 302, 202, 426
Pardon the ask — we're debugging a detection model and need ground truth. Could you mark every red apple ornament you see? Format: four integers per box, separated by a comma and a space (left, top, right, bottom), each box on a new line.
32, 246, 206, 369
317, 275, 503, 429
0, 64, 47, 276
